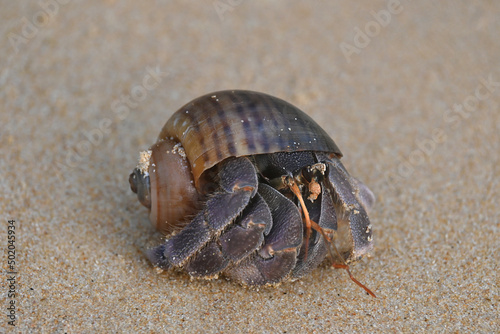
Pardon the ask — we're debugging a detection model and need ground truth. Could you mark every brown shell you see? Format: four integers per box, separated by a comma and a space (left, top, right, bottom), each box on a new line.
157, 90, 342, 187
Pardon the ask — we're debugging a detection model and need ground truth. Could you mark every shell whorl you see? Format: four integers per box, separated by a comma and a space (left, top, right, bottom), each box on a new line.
158, 90, 342, 187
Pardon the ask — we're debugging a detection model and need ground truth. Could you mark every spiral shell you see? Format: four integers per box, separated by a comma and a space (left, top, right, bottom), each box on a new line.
158, 90, 342, 188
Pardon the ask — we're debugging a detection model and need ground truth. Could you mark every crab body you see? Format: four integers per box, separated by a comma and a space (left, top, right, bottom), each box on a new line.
129, 90, 374, 286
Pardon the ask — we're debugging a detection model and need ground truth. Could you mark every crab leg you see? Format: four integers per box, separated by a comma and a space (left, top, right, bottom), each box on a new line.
224, 184, 303, 285
146, 157, 258, 271
286, 168, 376, 297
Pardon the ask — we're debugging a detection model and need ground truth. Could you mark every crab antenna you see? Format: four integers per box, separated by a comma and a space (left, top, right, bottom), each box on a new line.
287, 178, 312, 261
285, 176, 376, 298
309, 219, 376, 298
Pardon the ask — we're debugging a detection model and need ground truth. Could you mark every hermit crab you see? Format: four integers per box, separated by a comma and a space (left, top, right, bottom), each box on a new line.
129, 90, 375, 295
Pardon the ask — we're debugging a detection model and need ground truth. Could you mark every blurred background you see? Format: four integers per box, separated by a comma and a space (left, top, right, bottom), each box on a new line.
1, 1, 498, 332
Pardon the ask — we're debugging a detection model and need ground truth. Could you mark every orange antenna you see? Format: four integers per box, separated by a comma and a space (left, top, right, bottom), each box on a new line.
287, 177, 376, 298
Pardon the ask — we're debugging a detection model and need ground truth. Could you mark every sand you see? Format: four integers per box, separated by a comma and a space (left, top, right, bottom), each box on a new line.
1, 1, 498, 332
